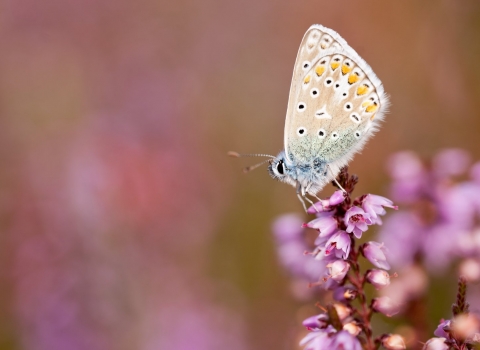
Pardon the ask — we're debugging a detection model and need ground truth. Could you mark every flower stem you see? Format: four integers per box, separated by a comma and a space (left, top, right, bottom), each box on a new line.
348, 243, 375, 350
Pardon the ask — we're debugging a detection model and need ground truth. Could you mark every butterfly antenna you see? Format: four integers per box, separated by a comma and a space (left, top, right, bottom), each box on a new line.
242, 158, 272, 173
228, 151, 274, 173
228, 151, 275, 158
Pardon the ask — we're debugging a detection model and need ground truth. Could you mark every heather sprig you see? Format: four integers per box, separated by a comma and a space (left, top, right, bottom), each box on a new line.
424, 276, 480, 350
295, 167, 403, 350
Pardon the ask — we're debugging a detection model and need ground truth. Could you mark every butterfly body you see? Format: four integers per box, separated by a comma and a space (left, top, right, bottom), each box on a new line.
268, 25, 388, 199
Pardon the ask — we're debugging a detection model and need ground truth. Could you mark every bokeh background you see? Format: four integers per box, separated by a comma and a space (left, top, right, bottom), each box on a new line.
0, 0, 479, 349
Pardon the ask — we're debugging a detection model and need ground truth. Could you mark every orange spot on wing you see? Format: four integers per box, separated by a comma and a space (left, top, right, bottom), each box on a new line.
357, 85, 369, 95
342, 65, 351, 75
315, 66, 325, 77
304, 75, 311, 84
348, 74, 359, 84
366, 102, 378, 113
362, 101, 371, 108
331, 62, 340, 70
370, 114, 376, 120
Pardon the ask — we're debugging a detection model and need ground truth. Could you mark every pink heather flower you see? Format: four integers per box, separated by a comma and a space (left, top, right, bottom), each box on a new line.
451, 314, 480, 340
324, 231, 351, 259
387, 151, 427, 203
326, 260, 350, 282
302, 314, 328, 330
377, 212, 421, 269
381, 334, 406, 350
333, 286, 357, 302
328, 190, 346, 206
459, 258, 480, 282
272, 214, 304, 243
344, 206, 372, 238
342, 321, 361, 336
299, 326, 336, 350
363, 241, 391, 270
372, 296, 400, 317
362, 194, 398, 224
366, 269, 390, 290
422, 338, 448, 350
329, 330, 362, 350
303, 212, 338, 238
434, 319, 451, 338
333, 303, 353, 322
432, 148, 471, 178
307, 191, 345, 214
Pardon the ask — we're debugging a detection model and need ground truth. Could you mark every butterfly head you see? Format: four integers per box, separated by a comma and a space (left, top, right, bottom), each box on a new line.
268, 151, 297, 187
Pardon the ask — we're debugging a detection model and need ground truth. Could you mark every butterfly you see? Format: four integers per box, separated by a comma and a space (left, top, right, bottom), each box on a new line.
230, 24, 388, 211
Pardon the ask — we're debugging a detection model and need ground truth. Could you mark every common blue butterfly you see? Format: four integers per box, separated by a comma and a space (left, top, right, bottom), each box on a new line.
231, 25, 388, 211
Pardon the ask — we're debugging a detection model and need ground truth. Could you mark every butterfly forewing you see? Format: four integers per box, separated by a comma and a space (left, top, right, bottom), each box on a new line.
284, 25, 349, 160
284, 25, 387, 167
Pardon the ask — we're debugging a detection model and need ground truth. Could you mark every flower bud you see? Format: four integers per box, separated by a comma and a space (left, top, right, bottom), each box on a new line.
451, 313, 480, 340
459, 258, 480, 282
333, 303, 352, 322
333, 286, 357, 302
307, 191, 346, 213
381, 334, 406, 349
372, 296, 400, 317
363, 241, 391, 270
329, 190, 346, 206
343, 321, 361, 336
433, 320, 450, 338
422, 338, 448, 350
366, 269, 390, 290
327, 260, 350, 282
302, 313, 328, 329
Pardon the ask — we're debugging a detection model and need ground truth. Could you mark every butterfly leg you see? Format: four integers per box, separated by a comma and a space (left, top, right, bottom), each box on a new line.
305, 184, 322, 212
303, 195, 319, 213
297, 193, 308, 213
296, 183, 308, 213
310, 193, 324, 213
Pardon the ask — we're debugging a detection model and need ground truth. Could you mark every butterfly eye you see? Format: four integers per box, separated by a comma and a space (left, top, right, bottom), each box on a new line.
344, 102, 353, 111
354, 131, 361, 139
297, 102, 306, 112
310, 88, 319, 97
297, 127, 307, 136
276, 160, 285, 175
331, 132, 339, 139
350, 113, 361, 124
317, 129, 326, 139
324, 78, 333, 87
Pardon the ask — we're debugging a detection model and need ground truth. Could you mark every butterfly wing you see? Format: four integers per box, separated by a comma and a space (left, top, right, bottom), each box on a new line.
284, 25, 349, 160
284, 25, 388, 176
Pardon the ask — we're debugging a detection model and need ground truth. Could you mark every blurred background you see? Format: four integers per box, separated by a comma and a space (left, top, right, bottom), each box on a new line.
0, 0, 479, 349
